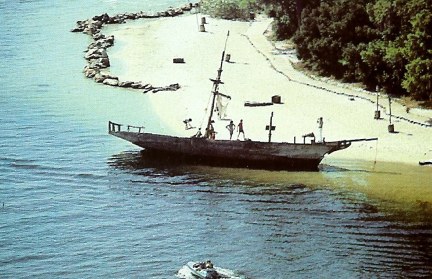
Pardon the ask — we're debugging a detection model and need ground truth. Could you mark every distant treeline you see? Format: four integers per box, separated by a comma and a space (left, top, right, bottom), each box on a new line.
200, 0, 432, 101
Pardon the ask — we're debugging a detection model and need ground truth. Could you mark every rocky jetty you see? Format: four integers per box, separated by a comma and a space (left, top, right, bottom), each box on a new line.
71, 3, 198, 93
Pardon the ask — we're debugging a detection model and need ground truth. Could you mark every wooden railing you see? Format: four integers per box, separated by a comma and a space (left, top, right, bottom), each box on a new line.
108, 121, 122, 133
108, 121, 145, 133
127, 124, 145, 133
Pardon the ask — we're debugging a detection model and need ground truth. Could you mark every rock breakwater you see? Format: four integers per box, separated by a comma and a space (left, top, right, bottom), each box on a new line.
71, 3, 197, 93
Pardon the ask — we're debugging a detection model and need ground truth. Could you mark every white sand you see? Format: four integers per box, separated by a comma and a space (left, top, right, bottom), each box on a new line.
106, 13, 432, 168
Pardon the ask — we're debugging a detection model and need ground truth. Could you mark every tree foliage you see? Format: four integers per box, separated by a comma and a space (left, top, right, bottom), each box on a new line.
259, 0, 320, 38
259, 0, 432, 101
200, 0, 257, 20
293, 0, 374, 78
402, 8, 432, 100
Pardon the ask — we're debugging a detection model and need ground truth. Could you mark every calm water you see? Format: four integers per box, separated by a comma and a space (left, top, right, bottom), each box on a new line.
1, 1, 431, 278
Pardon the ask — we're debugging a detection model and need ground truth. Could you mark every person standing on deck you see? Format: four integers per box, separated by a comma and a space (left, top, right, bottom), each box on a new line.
226, 120, 235, 140
237, 119, 245, 140
317, 117, 324, 142
206, 120, 216, 139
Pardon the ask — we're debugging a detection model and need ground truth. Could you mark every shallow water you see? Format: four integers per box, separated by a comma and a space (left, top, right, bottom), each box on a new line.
1, 1, 432, 278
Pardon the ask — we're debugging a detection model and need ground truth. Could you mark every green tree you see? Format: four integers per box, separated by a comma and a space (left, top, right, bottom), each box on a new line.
360, 39, 406, 92
258, 0, 320, 39
402, 10, 432, 100
258, 0, 432, 101
293, 0, 374, 78
200, 0, 257, 20
365, 0, 432, 100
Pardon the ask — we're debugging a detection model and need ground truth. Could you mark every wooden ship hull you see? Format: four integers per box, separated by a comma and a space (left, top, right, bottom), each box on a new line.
108, 122, 361, 171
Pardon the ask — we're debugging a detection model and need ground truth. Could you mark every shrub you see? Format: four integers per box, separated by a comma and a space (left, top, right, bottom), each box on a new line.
200, 0, 257, 20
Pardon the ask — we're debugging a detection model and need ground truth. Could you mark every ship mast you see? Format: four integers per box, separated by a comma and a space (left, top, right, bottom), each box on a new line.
205, 31, 231, 138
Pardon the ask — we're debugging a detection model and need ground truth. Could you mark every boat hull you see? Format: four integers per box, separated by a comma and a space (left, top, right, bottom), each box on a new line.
141, 148, 322, 171
109, 130, 350, 171
185, 262, 207, 278
184, 262, 232, 279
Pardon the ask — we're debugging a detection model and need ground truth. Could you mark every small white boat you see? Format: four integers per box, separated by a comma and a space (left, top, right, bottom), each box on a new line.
177, 261, 245, 279
186, 261, 219, 279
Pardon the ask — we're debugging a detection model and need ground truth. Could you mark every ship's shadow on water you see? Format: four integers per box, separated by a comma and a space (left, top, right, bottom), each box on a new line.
107, 150, 194, 173
106, 151, 407, 191
108, 150, 356, 173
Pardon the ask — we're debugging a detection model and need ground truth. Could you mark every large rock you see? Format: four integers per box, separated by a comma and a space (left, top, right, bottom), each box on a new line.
100, 49, 108, 58
99, 57, 110, 68
103, 78, 119, 86
105, 35, 115, 45
94, 73, 106, 83
85, 48, 108, 60
92, 13, 110, 22
92, 33, 105, 40
85, 48, 99, 60
71, 20, 88, 32
71, 26, 84, 32
130, 82, 144, 89
118, 81, 134, 88
88, 57, 110, 69
84, 68, 98, 78
181, 3, 193, 11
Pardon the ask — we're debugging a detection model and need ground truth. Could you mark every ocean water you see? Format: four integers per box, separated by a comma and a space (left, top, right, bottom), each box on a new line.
1, 1, 432, 278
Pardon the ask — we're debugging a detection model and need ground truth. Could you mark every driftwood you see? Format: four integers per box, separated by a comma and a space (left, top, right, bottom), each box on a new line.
244, 101, 273, 107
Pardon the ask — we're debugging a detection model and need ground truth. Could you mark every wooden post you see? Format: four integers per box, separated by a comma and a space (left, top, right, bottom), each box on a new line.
249, 12, 255, 20
269, 112, 273, 142
374, 86, 381, 119
388, 96, 394, 133
266, 112, 276, 142
388, 96, 392, 124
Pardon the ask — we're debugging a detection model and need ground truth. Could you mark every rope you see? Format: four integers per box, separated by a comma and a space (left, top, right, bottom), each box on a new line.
198, 91, 213, 131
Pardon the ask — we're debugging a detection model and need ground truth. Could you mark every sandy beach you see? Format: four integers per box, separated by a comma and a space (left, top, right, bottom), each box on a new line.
105, 12, 432, 170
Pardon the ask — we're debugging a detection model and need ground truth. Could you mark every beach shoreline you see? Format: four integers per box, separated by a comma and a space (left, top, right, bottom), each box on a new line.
99, 11, 431, 168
